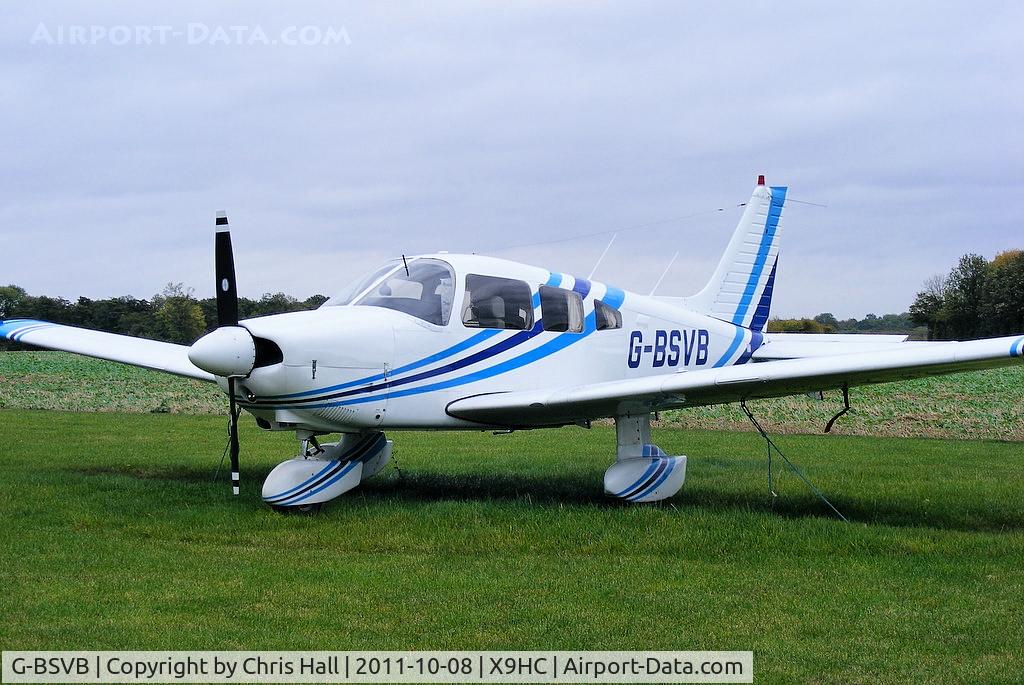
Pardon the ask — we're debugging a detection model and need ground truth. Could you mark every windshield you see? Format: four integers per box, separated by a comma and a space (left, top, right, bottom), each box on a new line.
355, 258, 455, 325
322, 260, 402, 307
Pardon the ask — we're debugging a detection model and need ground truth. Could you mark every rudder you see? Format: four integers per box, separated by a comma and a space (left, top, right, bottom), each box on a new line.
687, 176, 787, 331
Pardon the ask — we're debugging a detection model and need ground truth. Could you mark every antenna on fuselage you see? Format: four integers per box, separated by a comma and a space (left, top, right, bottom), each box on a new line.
401, 254, 410, 276
648, 250, 680, 296
587, 233, 617, 280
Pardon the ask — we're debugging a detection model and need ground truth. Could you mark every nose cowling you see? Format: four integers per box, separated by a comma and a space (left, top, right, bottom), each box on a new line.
188, 325, 256, 378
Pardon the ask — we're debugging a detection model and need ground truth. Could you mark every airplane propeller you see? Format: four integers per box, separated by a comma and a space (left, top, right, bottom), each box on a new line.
188, 211, 257, 496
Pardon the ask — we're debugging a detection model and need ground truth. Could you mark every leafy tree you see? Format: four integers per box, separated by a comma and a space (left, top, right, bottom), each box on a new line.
152, 283, 207, 344
943, 254, 989, 339
304, 294, 329, 309
252, 292, 303, 317
0, 285, 29, 319
910, 251, 1023, 340
813, 312, 839, 328
983, 250, 1024, 336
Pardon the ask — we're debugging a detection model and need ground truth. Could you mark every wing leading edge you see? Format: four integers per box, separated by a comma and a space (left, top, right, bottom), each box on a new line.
446, 334, 1024, 427
0, 319, 215, 381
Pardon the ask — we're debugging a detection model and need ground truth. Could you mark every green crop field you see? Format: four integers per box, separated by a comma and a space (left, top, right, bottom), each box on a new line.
1, 353, 1023, 683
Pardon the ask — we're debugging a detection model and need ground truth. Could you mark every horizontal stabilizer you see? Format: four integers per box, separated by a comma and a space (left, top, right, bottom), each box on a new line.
753, 332, 927, 360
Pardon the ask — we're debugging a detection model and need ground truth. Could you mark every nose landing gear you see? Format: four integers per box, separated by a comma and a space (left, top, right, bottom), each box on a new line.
262, 431, 392, 513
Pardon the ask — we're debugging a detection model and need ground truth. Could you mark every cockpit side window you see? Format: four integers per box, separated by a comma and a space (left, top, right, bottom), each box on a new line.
540, 286, 584, 333
462, 274, 534, 330
355, 259, 455, 325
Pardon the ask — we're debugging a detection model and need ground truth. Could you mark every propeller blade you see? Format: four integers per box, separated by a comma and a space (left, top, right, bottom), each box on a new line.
215, 211, 239, 327
228, 376, 240, 496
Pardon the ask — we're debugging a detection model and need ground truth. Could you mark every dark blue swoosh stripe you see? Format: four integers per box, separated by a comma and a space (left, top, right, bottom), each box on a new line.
266, 434, 384, 504
256, 322, 547, 407
286, 461, 361, 506
629, 459, 676, 501
748, 256, 778, 333
611, 459, 662, 498
286, 310, 602, 409
260, 329, 500, 400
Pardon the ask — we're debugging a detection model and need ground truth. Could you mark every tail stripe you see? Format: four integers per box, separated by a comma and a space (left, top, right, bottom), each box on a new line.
748, 257, 779, 333
731, 187, 787, 325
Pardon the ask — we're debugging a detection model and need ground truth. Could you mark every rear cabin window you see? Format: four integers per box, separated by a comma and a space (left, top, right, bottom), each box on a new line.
539, 286, 584, 333
595, 300, 622, 331
462, 275, 534, 330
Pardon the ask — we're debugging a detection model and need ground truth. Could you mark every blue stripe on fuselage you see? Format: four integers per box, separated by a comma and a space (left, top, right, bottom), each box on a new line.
260, 329, 500, 400
733, 329, 764, 365
713, 326, 747, 368
601, 286, 625, 309
263, 322, 547, 406
266, 309, 604, 410
572, 278, 592, 299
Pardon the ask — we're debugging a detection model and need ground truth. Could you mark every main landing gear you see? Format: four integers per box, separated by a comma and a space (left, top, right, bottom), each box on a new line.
604, 413, 687, 502
261, 432, 392, 513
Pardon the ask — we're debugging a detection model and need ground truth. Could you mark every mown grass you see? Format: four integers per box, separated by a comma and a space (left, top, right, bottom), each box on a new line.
0, 409, 1022, 684
2, 351, 1022, 439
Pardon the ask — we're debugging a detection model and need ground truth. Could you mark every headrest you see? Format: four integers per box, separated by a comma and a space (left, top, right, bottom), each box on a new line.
475, 296, 504, 320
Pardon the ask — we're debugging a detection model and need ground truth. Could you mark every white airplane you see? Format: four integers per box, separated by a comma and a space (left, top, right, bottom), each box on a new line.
3, 176, 1022, 512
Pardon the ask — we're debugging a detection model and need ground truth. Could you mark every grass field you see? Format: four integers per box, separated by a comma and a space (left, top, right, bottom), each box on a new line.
3, 351, 1024, 440
1, 408, 1023, 684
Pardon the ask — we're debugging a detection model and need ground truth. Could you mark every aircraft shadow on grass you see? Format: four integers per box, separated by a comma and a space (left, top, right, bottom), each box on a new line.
71, 462, 1024, 534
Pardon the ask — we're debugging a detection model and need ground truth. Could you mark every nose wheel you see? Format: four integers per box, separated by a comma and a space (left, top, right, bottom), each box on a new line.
262, 432, 393, 512
270, 502, 322, 515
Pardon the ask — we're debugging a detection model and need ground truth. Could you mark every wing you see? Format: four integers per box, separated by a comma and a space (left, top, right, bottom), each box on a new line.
446, 334, 1024, 427
0, 318, 215, 381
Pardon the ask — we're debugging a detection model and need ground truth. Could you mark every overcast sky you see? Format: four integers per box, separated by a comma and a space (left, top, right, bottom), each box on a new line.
1, 2, 1021, 318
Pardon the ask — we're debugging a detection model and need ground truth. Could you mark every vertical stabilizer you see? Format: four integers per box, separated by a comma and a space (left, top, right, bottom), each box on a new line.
687, 176, 787, 331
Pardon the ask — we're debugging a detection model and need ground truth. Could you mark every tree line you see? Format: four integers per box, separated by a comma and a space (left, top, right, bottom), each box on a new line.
908, 250, 1024, 340
768, 312, 921, 336
0, 283, 327, 349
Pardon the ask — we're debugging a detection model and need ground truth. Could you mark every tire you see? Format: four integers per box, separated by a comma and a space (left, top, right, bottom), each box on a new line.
270, 502, 322, 515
